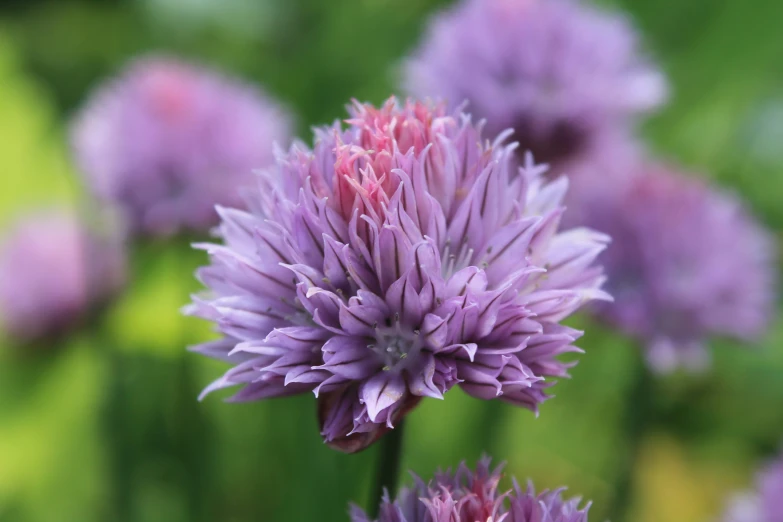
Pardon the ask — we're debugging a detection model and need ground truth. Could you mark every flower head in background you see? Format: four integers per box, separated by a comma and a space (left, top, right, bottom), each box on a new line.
723, 454, 783, 522
404, 0, 666, 168
567, 161, 776, 373
352, 458, 590, 522
187, 97, 609, 452
71, 55, 292, 236
0, 210, 126, 344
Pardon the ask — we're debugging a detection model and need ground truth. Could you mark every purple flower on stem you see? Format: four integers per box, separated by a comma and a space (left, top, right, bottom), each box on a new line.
71, 55, 292, 236
352, 458, 590, 522
404, 0, 666, 167
186, 98, 609, 452
568, 161, 776, 373
723, 454, 783, 522
0, 210, 126, 344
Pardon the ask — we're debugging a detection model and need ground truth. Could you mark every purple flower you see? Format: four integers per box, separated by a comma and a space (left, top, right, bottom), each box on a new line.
352, 458, 590, 522
186, 98, 609, 452
404, 0, 666, 167
567, 161, 776, 373
0, 210, 126, 343
71, 55, 292, 236
723, 455, 783, 522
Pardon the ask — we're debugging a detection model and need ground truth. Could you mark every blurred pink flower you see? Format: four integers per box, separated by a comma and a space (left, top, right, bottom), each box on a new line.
0, 210, 126, 343
404, 0, 667, 168
71, 55, 293, 236
567, 159, 776, 372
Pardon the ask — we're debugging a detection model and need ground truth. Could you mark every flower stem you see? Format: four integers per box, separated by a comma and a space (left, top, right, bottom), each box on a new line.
608, 351, 655, 522
104, 347, 131, 521
368, 420, 407, 518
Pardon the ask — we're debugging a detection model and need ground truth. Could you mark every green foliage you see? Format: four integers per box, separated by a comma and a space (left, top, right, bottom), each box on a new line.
0, 1, 781, 521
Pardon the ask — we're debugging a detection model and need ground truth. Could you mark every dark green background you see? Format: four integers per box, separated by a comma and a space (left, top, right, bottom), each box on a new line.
0, 1, 781, 521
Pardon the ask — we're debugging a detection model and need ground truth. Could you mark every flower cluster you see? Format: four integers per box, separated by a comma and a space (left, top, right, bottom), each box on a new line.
404, 0, 666, 168
187, 97, 610, 451
352, 458, 590, 522
567, 161, 776, 372
71, 55, 292, 236
723, 454, 783, 522
0, 210, 125, 343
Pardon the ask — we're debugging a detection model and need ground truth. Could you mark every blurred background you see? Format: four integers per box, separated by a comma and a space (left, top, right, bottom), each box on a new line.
0, 0, 782, 521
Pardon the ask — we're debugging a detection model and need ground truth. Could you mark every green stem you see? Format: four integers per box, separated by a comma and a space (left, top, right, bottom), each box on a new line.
608, 351, 655, 522
477, 400, 506, 457
173, 355, 214, 522
368, 421, 407, 518
171, 234, 215, 522
104, 347, 131, 521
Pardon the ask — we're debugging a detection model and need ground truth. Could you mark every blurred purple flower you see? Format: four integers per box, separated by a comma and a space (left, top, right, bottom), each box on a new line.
352, 458, 590, 522
404, 0, 666, 167
723, 455, 783, 522
0, 210, 126, 343
186, 98, 609, 452
567, 161, 776, 373
71, 55, 292, 236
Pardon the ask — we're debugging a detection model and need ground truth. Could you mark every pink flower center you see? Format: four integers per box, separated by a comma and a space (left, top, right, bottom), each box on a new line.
332, 98, 447, 221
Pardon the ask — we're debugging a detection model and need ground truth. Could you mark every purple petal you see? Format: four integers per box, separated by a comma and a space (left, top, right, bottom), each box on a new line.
317, 337, 380, 380
479, 216, 541, 286
360, 372, 407, 422
385, 274, 424, 327
445, 266, 488, 298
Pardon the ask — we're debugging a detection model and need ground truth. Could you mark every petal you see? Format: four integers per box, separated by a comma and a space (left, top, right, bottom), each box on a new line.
376, 224, 412, 292
439, 342, 478, 361
229, 378, 312, 402
421, 313, 451, 349
317, 337, 380, 380
385, 274, 424, 327
262, 350, 318, 377
407, 240, 441, 291
282, 262, 323, 290
479, 216, 542, 286
473, 289, 511, 339
360, 372, 406, 422
408, 353, 445, 399
448, 302, 479, 342
457, 361, 503, 400
446, 162, 502, 249
322, 235, 351, 291
539, 228, 610, 290
498, 356, 542, 388
284, 367, 331, 386
302, 286, 342, 329
318, 386, 361, 445
344, 243, 381, 293
263, 326, 330, 351
290, 201, 325, 267
187, 338, 243, 363
419, 274, 443, 313
216, 308, 283, 341
445, 266, 487, 298
316, 196, 349, 243
339, 300, 387, 336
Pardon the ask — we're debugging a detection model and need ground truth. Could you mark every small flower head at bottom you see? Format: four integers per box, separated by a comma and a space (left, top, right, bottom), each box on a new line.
352, 458, 590, 522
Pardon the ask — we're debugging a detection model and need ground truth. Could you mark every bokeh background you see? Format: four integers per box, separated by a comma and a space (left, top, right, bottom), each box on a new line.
1, 0, 782, 521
